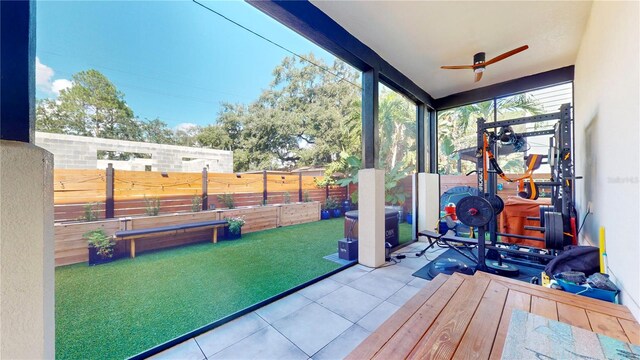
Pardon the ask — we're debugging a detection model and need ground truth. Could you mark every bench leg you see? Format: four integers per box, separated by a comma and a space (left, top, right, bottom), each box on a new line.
212, 227, 218, 244
130, 239, 136, 259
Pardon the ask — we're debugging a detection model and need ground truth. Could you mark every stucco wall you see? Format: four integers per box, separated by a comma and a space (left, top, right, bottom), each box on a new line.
35, 132, 233, 173
574, 1, 640, 319
0, 141, 55, 358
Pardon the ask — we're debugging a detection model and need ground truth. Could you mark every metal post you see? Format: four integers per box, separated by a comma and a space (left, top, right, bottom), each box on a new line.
417, 103, 426, 173
105, 163, 115, 219
263, 170, 268, 205
362, 68, 379, 169
298, 172, 303, 202
0, 1, 35, 143
201, 168, 208, 211
428, 110, 438, 173
475, 118, 487, 271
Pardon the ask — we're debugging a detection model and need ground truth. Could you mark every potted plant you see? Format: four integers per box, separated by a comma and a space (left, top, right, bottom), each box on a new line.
324, 196, 340, 218
327, 196, 342, 217
84, 229, 116, 265
406, 212, 413, 224
321, 204, 331, 220
225, 216, 245, 240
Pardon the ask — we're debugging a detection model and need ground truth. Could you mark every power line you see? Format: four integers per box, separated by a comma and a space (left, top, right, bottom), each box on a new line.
192, 0, 362, 90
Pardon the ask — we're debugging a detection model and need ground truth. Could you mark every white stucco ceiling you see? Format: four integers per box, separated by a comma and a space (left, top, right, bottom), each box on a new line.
310, 1, 593, 99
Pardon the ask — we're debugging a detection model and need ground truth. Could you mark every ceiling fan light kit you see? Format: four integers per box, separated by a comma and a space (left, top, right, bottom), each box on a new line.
442, 45, 529, 82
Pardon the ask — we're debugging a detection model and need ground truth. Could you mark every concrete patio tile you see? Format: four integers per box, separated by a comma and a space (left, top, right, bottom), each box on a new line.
149, 339, 205, 360
394, 255, 430, 270
370, 263, 417, 284
272, 302, 352, 356
386, 284, 422, 307
298, 278, 342, 301
356, 301, 400, 332
348, 272, 406, 300
329, 265, 371, 285
256, 293, 312, 324
311, 324, 371, 360
208, 326, 307, 360
408, 277, 431, 288
195, 312, 268, 357
316, 285, 383, 323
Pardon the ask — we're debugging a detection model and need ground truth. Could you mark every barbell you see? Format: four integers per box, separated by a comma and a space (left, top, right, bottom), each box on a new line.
456, 195, 566, 250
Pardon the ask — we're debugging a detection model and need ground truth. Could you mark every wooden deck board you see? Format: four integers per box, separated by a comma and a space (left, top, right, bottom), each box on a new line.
348, 271, 640, 360
406, 275, 490, 359
452, 280, 509, 360
371, 274, 465, 359
489, 289, 531, 360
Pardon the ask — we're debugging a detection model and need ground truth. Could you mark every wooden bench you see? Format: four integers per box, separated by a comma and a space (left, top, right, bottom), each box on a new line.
347, 271, 640, 360
114, 220, 228, 258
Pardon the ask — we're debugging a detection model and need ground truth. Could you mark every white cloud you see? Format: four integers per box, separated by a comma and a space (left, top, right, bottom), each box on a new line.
52, 79, 73, 95
35, 57, 71, 96
175, 123, 198, 132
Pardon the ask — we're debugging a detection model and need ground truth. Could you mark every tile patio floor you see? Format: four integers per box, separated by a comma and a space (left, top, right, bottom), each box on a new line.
150, 242, 447, 360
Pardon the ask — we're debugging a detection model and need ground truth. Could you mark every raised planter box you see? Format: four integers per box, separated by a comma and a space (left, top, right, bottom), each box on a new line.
54, 202, 321, 267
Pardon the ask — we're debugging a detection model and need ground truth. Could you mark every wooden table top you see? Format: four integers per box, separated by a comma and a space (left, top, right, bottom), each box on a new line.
347, 271, 640, 360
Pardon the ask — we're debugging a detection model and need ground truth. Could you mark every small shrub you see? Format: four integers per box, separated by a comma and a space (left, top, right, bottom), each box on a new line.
226, 216, 245, 235
324, 196, 339, 210
217, 193, 235, 209
84, 229, 115, 258
283, 192, 291, 204
144, 195, 160, 216
303, 190, 311, 202
191, 195, 202, 212
80, 203, 98, 222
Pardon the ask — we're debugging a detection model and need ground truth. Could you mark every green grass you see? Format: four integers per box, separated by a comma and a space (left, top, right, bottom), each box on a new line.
55, 218, 413, 359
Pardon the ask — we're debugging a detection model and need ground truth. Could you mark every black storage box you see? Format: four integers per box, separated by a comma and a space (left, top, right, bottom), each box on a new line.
338, 238, 358, 261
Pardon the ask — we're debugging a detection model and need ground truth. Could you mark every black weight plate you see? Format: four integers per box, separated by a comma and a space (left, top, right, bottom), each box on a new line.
486, 260, 520, 277
544, 212, 564, 250
539, 206, 553, 227
456, 196, 494, 227
487, 194, 505, 215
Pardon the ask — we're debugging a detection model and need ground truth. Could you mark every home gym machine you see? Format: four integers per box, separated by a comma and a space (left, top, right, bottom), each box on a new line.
458, 103, 576, 274
419, 103, 577, 277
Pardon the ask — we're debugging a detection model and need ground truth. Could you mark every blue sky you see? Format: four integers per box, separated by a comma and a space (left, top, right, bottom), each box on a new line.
35, 0, 338, 129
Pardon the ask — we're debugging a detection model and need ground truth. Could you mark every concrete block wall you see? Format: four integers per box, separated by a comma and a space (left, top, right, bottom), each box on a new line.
35, 132, 233, 173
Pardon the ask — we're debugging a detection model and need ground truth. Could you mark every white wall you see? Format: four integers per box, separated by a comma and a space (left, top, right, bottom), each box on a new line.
574, 1, 639, 319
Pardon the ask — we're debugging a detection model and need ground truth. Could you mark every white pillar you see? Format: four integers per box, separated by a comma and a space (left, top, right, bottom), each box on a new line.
357, 168, 385, 267
0, 141, 55, 358
417, 173, 440, 239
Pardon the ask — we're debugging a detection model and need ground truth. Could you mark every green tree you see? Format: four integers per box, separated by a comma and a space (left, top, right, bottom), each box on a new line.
437, 94, 544, 174
142, 118, 175, 145
198, 54, 361, 172
37, 69, 142, 141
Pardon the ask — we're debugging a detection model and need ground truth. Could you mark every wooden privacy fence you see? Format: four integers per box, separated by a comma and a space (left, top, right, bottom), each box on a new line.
54, 167, 347, 222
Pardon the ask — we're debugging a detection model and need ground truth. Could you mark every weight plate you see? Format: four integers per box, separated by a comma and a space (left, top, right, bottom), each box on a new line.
486, 260, 520, 277
487, 194, 505, 215
539, 206, 553, 227
544, 212, 564, 250
456, 196, 494, 227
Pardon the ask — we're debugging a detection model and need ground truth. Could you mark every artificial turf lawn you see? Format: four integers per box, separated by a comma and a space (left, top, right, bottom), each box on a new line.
55, 218, 413, 359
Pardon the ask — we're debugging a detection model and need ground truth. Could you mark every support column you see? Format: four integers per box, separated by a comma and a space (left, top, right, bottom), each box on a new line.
0, 141, 55, 358
357, 168, 385, 267
362, 69, 379, 169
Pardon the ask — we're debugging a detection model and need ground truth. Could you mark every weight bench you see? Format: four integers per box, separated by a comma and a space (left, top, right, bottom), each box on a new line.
417, 229, 487, 264
114, 220, 229, 258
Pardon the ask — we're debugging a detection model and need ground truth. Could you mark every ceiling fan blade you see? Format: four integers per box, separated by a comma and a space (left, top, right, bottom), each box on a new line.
475, 71, 483, 82
484, 45, 529, 66
441, 65, 475, 70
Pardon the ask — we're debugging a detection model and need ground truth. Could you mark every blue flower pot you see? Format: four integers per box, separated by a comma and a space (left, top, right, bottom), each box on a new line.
332, 209, 342, 218
406, 213, 413, 224
225, 228, 242, 240
321, 210, 331, 220
341, 200, 352, 213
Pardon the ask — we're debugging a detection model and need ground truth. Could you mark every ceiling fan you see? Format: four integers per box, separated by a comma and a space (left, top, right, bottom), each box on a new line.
441, 45, 529, 82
